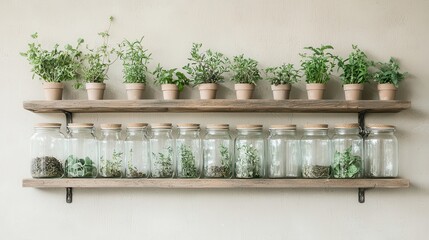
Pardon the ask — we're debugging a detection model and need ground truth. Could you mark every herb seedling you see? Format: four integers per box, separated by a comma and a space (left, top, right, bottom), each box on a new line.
230, 54, 262, 84
151, 146, 174, 178
65, 155, 97, 178
99, 150, 123, 178
177, 144, 198, 178
337, 45, 372, 84
153, 64, 190, 92
300, 45, 337, 84
117, 37, 151, 84
332, 147, 362, 178
264, 63, 300, 85
373, 57, 407, 87
235, 144, 261, 178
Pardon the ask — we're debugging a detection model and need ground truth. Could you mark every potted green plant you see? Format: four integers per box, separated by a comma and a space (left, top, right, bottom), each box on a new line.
78, 16, 116, 100
230, 54, 262, 99
183, 43, 229, 99
337, 45, 372, 100
117, 37, 151, 100
300, 45, 337, 100
264, 63, 300, 100
153, 64, 189, 100
21, 33, 83, 100
373, 57, 407, 100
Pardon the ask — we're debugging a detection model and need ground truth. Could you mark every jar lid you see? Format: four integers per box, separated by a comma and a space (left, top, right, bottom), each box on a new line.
34, 123, 61, 128
151, 123, 173, 129
100, 123, 122, 130
269, 124, 296, 130
303, 124, 328, 129
68, 123, 94, 128
177, 123, 200, 129
127, 123, 148, 129
206, 124, 229, 129
335, 123, 359, 129
236, 124, 263, 130
367, 124, 396, 130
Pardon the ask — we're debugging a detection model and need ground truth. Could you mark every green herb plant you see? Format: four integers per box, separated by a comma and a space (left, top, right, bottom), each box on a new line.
204, 144, 232, 178
264, 63, 300, 85
337, 45, 372, 84
153, 64, 189, 92
126, 149, 147, 178
177, 144, 198, 178
183, 43, 229, 85
21, 33, 84, 83
65, 155, 97, 178
230, 54, 262, 84
332, 146, 362, 178
300, 45, 337, 84
99, 150, 123, 178
117, 37, 151, 83
151, 146, 174, 177
235, 144, 261, 178
373, 57, 407, 87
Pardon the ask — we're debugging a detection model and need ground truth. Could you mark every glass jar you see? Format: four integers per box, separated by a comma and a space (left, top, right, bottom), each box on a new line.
176, 123, 201, 178
149, 123, 174, 178
331, 123, 363, 178
235, 124, 265, 178
30, 123, 65, 178
99, 124, 124, 178
267, 125, 300, 178
203, 124, 233, 178
66, 123, 98, 178
124, 123, 149, 178
301, 124, 331, 178
365, 124, 398, 177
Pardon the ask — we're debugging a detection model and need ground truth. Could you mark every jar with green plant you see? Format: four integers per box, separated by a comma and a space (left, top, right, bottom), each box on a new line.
20, 33, 83, 100
300, 45, 337, 100
337, 45, 373, 100
373, 57, 407, 100
183, 43, 229, 99
153, 64, 189, 100
230, 54, 262, 99
117, 37, 151, 100
264, 63, 300, 100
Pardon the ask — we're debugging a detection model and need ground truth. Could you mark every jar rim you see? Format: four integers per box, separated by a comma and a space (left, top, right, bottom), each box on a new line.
334, 123, 359, 129
34, 123, 61, 128
206, 124, 229, 130
269, 124, 296, 130
68, 123, 94, 128
303, 124, 328, 129
151, 123, 172, 129
236, 124, 263, 130
100, 123, 122, 130
367, 124, 395, 130
127, 123, 148, 129
177, 123, 200, 129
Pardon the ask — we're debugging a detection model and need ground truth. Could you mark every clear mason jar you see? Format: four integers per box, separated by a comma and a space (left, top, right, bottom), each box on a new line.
149, 123, 174, 178
176, 123, 201, 178
235, 124, 265, 178
331, 123, 363, 178
124, 123, 149, 178
301, 124, 331, 178
267, 125, 300, 178
30, 123, 65, 178
203, 124, 233, 178
66, 123, 98, 178
365, 124, 398, 177
99, 124, 124, 178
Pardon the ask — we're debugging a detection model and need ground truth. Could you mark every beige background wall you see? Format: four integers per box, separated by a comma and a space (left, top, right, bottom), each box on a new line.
1, 0, 428, 239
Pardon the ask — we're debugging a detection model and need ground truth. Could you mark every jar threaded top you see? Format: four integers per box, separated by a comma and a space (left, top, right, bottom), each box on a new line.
269, 124, 296, 130
206, 124, 229, 130
34, 123, 61, 128
100, 123, 122, 130
304, 124, 328, 129
68, 123, 94, 128
236, 124, 263, 130
177, 123, 200, 129
151, 123, 172, 129
127, 123, 148, 129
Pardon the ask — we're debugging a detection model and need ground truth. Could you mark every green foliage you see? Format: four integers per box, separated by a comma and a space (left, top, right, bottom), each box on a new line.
183, 43, 230, 85
219, 144, 232, 176
264, 63, 300, 85
20, 33, 84, 83
153, 64, 189, 92
300, 45, 337, 84
337, 45, 372, 84
65, 155, 97, 178
230, 54, 262, 84
177, 144, 198, 178
151, 147, 173, 178
373, 57, 406, 87
99, 150, 123, 177
117, 37, 151, 83
235, 144, 261, 178
332, 147, 362, 178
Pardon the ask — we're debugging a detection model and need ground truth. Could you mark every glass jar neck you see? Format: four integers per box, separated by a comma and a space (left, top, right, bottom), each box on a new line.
237, 129, 263, 136
69, 128, 93, 134
303, 129, 328, 136
152, 128, 172, 136
178, 128, 200, 137
101, 129, 121, 137
334, 128, 360, 135
127, 128, 146, 134
207, 129, 229, 135
34, 128, 61, 133
369, 129, 395, 135
269, 129, 296, 136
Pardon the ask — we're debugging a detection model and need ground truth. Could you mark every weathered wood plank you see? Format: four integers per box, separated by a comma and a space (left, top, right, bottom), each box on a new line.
22, 178, 410, 189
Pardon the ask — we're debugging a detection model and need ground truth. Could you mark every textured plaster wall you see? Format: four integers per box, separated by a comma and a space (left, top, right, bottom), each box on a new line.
1, 0, 428, 239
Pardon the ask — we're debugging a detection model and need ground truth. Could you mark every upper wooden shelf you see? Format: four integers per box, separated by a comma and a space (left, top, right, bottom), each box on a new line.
23, 100, 411, 113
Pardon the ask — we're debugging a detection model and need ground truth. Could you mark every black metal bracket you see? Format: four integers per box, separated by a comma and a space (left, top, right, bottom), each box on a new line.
358, 111, 368, 138
66, 187, 73, 203
358, 188, 366, 203
63, 111, 73, 125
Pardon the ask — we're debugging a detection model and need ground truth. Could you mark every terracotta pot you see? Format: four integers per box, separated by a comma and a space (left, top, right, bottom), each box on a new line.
271, 84, 291, 100
378, 83, 397, 100
161, 84, 179, 100
198, 83, 218, 99
344, 84, 364, 100
125, 83, 145, 100
86, 83, 106, 100
306, 83, 326, 100
234, 83, 255, 100
43, 82, 64, 100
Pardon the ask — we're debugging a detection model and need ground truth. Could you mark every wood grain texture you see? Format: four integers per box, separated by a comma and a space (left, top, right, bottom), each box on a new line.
22, 178, 410, 189
23, 100, 411, 113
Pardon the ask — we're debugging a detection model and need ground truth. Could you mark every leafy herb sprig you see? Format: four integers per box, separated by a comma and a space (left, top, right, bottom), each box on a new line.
153, 64, 189, 92
235, 144, 261, 178
151, 147, 174, 177
230, 54, 262, 84
117, 37, 151, 84
65, 155, 97, 178
178, 144, 198, 178
264, 63, 300, 85
337, 45, 372, 84
332, 147, 362, 178
99, 150, 123, 177
300, 45, 337, 84
373, 57, 407, 87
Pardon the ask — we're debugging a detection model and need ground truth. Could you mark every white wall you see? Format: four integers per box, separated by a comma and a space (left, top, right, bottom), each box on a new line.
1, 0, 428, 239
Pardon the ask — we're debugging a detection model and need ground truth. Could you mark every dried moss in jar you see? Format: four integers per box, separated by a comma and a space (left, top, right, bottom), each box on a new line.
300, 124, 331, 178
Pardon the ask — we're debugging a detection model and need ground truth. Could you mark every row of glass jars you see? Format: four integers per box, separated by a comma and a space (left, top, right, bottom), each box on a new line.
30, 122, 398, 179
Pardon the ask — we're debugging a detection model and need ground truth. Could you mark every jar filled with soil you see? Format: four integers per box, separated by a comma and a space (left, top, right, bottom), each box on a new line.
331, 123, 363, 178
149, 123, 174, 178
30, 123, 65, 178
124, 123, 149, 178
65, 123, 98, 178
301, 124, 331, 178
99, 124, 124, 178
176, 123, 201, 178
234, 124, 265, 178
267, 125, 300, 178
203, 124, 233, 178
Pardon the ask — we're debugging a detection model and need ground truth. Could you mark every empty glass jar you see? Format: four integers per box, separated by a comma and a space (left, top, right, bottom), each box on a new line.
176, 123, 201, 178
203, 124, 233, 178
124, 123, 149, 178
365, 124, 398, 177
30, 123, 65, 178
99, 124, 124, 178
149, 123, 174, 178
235, 124, 265, 178
301, 124, 331, 178
66, 123, 98, 178
267, 125, 300, 178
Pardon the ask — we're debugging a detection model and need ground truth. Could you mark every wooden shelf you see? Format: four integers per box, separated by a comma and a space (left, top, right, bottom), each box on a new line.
23, 100, 411, 113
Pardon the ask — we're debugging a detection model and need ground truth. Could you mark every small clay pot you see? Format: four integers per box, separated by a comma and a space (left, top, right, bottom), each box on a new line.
234, 83, 255, 100
378, 83, 397, 100
271, 84, 291, 100
161, 84, 179, 100
86, 83, 106, 100
198, 83, 218, 99
344, 84, 364, 100
306, 83, 326, 100
125, 83, 145, 100
43, 82, 64, 100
